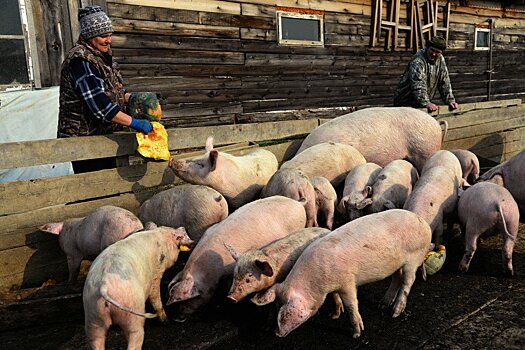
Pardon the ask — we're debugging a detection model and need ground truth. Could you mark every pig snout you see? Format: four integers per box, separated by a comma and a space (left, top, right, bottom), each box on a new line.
226, 295, 239, 303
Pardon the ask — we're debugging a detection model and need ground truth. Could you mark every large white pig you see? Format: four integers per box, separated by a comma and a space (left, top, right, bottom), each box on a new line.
168, 136, 278, 209
404, 166, 460, 244
297, 107, 447, 172
166, 196, 307, 321
137, 184, 228, 242
421, 150, 463, 184
252, 209, 432, 338
280, 142, 366, 187
450, 149, 480, 186
478, 150, 525, 221
311, 176, 338, 230
337, 163, 383, 221
39, 205, 144, 282
356, 160, 418, 214
83, 226, 193, 350
457, 182, 520, 276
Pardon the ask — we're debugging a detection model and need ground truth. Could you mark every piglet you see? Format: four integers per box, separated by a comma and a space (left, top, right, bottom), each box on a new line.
39, 205, 144, 282
457, 182, 520, 276
280, 142, 366, 187
83, 226, 193, 350
450, 149, 480, 186
311, 176, 338, 230
168, 136, 278, 209
478, 150, 525, 221
253, 209, 431, 338
337, 163, 383, 221
356, 160, 418, 214
166, 196, 307, 321
261, 169, 318, 227
137, 184, 228, 242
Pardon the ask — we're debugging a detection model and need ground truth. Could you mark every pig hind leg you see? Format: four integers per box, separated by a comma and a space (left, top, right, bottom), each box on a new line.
459, 222, 479, 273
500, 214, 518, 277
379, 269, 402, 309
391, 263, 418, 318
339, 280, 364, 338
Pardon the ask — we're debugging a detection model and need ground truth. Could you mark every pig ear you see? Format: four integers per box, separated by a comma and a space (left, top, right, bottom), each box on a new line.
255, 259, 274, 277
383, 200, 396, 210
356, 198, 372, 210
251, 284, 279, 306
224, 243, 240, 261
363, 185, 373, 198
167, 277, 200, 305
209, 150, 219, 172
337, 197, 349, 214
205, 136, 214, 152
39, 222, 64, 235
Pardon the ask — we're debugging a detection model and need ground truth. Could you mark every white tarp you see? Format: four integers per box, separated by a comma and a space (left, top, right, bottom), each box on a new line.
0, 87, 73, 183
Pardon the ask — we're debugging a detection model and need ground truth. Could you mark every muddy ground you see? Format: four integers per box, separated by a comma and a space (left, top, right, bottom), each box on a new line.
1, 224, 524, 350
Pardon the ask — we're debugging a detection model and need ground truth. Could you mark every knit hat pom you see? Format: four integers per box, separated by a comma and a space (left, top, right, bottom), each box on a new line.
78, 5, 113, 40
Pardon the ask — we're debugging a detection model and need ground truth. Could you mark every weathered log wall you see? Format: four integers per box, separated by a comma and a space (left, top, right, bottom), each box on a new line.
101, 0, 525, 126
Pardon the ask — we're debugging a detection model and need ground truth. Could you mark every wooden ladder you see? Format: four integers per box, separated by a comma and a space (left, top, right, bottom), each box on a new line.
371, 0, 414, 50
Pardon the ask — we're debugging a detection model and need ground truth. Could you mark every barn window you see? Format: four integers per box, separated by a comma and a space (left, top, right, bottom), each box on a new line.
474, 27, 490, 50
277, 9, 324, 46
0, 0, 32, 90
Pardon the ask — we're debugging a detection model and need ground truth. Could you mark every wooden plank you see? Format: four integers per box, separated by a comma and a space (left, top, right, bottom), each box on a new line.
444, 115, 525, 142
107, 3, 199, 23
107, 0, 241, 15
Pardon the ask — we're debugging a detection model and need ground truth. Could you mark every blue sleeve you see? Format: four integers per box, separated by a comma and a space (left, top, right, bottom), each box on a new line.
70, 59, 120, 122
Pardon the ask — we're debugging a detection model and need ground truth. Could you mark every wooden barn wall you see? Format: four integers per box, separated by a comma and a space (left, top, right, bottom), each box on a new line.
99, 1, 525, 125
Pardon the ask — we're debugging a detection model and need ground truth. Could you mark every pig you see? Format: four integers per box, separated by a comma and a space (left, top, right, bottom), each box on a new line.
280, 142, 366, 187
83, 226, 193, 350
457, 182, 520, 276
168, 136, 278, 209
356, 160, 418, 214
450, 149, 480, 186
166, 196, 307, 321
404, 166, 460, 244
39, 205, 144, 282
422, 150, 463, 185
337, 163, 383, 221
261, 169, 318, 228
478, 150, 525, 221
252, 209, 432, 338
311, 176, 338, 230
227, 227, 331, 303
296, 107, 447, 173
137, 184, 228, 242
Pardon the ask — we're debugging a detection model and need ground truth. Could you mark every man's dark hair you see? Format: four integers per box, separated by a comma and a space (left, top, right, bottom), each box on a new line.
427, 36, 447, 51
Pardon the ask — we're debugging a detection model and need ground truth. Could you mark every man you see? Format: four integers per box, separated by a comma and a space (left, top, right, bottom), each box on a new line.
58, 5, 152, 138
394, 36, 459, 113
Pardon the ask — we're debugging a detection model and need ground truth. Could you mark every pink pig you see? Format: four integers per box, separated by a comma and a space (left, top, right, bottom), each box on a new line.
296, 107, 447, 173
337, 163, 383, 221
478, 150, 525, 221
39, 205, 144, 282
252, 209, 432, 338
280, 142, 366, 187
457, 182, 520, 276
168, 136, 278, 209
311, 176, 338, 230
450, 149, 480, 186
83, 226, 193, 350
137, 184, 228, 242
166, 196, 307, 321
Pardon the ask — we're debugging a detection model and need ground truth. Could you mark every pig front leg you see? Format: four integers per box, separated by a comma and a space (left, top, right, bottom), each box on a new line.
339, 280, 364, 338
148, 276, 168, 324
391, 264, 418, 318
459, 228, 478, 273
66, 254, 83, 282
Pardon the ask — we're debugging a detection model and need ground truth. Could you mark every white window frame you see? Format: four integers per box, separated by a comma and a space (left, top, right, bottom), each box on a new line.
277, 11, 324, 47
474, 27, 490, 51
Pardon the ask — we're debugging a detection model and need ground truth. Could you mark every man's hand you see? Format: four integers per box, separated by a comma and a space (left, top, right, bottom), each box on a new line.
426, 102, 438, 112
130, 118, 153, 134
448, 101, 459, 111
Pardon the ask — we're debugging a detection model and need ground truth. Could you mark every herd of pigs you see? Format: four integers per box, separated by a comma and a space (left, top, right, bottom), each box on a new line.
38, 107, 524, 349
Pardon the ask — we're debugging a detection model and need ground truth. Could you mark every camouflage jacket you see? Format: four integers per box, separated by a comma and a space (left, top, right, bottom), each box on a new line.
393, 49, 455, 108
58, 37, 126, 137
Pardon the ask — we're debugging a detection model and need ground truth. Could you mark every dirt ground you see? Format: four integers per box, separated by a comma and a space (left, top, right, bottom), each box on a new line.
1, 223, 524, 350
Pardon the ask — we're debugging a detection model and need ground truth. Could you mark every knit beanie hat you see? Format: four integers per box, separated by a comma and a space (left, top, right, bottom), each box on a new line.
78, 5, 113, 40
427, 36, 447, 51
